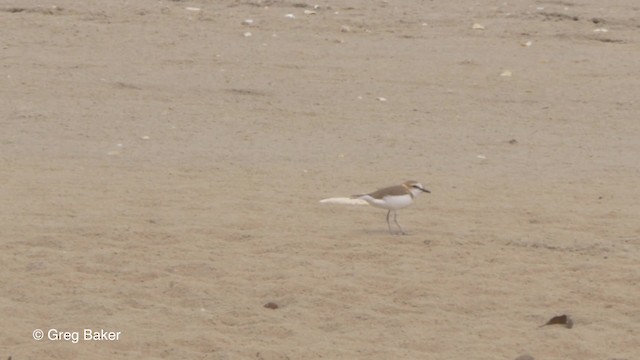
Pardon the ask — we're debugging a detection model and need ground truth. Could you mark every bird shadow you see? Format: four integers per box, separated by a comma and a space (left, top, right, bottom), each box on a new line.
359, 228, 412, 236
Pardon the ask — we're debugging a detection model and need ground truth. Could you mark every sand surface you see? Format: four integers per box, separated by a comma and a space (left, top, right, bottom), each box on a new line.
1, 0, 639, 359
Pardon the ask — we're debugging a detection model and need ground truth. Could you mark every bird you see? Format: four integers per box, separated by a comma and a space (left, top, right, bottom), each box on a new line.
352, 180, 430, 235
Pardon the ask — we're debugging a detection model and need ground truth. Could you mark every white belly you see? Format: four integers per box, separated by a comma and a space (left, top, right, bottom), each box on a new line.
361, 194, 414, 210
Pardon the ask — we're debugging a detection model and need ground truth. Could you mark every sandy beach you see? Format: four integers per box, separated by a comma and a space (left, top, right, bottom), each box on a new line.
1, 0, 639, 358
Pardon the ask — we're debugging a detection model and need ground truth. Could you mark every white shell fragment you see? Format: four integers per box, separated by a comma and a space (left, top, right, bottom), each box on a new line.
377, 97, 388, 102
522, 40, 533, 47
320, 197, 369, 205
285, 13, 296, 19
242, 19, 254, 25
243, 32, 252, 37
593, 28, 608, 33
141, 135, 150, 140
500, 69, 512, 77
107, 143, 123, 156
303, 10, 317, 15
472, 23, 485, 30
185, 7, 201, 11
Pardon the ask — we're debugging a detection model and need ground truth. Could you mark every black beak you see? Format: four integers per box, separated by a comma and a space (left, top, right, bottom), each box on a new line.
421, 187, 431, 193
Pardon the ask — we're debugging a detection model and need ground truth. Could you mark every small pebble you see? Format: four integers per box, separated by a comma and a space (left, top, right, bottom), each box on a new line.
340, 25, 351, 33
285, 13, 295, 19
243, 32, 252, 37
541, 314, 574, 329
264, 302, 279, 309
472, 23, 485, 30
242, 19, 254, 25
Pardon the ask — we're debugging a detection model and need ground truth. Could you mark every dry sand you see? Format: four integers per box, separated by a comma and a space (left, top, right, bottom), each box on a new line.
1, 0, 639, 359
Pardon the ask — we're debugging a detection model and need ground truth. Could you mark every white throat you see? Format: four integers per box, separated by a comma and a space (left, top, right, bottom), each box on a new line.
409, 187, 425, 198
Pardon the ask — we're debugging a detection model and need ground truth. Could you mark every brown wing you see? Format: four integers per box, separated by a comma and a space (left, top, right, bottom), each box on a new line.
367, 184, 409, 199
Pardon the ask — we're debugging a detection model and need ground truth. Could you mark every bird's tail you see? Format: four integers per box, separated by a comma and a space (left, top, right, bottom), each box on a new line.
319, 197, 369, 205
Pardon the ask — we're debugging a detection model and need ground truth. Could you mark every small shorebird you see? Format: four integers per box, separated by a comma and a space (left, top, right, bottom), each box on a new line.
352, 180, 430, 235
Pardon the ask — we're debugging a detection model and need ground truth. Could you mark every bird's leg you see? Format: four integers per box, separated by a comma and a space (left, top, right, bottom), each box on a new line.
393, 210, 405, 235
386, 210, 393, 234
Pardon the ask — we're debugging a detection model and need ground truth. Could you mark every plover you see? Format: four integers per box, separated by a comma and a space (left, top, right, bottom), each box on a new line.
352, 180, 430, 235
